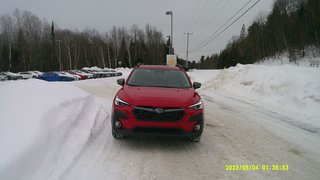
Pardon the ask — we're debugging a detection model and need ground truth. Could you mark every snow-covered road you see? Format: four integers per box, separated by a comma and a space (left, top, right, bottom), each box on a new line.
66, 72, 320, 179
1, 64, 320, 179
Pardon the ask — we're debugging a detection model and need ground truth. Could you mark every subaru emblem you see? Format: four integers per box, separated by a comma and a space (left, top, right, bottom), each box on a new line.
154, 108, 164, 114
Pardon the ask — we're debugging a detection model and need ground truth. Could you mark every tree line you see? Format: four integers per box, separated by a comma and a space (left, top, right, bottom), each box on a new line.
196, 0, 320, 69
0, 9, 169, 72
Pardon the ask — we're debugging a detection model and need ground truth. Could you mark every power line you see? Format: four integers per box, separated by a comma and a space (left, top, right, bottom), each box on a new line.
191, 0, 232, 36
190, 0, 259, 53
190, 0, 254, 52
184, 0, 203, 32
188, 0, 211, 33
179, 0, 203, 52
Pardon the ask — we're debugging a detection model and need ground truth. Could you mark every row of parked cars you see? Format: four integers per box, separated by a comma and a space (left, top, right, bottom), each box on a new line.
0, 68, 122, 82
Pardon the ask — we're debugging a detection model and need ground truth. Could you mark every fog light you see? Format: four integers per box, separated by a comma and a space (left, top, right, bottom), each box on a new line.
114, 121, 122, 128
194, 124, 202, 132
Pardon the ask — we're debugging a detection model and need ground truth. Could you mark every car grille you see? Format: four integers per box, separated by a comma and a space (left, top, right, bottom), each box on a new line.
133, 107, 185, 122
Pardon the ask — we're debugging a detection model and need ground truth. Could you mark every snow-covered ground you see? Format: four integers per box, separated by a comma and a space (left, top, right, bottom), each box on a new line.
0, 80, 107, 179
0, 63, 319, 179
192, 64, 320, 134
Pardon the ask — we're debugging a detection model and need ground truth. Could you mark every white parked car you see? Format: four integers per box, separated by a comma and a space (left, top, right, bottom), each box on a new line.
0, 72, 23, 80
0, 74, 8, 81
31, 71, 44, 76
17, 71, 38, 79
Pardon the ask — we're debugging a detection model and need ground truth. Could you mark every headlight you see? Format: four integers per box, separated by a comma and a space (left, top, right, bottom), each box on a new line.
188, 99, 203, 110
115, 96, 129, 107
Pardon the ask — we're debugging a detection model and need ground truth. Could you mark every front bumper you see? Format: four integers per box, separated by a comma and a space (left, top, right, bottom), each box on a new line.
112, 106, 204, 138
113, 127, 202, 138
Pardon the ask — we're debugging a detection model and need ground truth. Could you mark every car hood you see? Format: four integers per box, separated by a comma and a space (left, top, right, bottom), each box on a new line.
118, 85, 200, 108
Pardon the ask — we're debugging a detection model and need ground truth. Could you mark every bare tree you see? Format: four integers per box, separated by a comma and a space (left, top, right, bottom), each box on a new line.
110, 26, 121, 68
104, 32, 112, 68
123, 30, 132, 67
0, 9, 168, 71
63, 31, 72, 70
12, 9, 43, 70
130, 24, 139, 61
0, 13, 15, 70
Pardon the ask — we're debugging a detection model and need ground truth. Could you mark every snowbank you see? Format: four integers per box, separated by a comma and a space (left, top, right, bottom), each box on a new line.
192, 64, 320, 133
255, 50, 320, 67
187, 69, 221, 87
0, 80, 107, 179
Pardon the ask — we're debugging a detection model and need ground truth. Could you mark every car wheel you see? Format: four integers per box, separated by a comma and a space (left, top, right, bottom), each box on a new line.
32, 76, 37, 78
112, 129, 124, 139
189, 137, 201, 142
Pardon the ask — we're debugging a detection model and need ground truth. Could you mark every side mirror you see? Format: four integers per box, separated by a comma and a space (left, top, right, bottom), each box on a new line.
193, 82, 201, 89
117, 78, 125, 86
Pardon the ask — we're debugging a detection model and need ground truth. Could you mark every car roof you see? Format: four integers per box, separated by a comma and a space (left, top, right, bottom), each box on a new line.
136, 65, 181, 70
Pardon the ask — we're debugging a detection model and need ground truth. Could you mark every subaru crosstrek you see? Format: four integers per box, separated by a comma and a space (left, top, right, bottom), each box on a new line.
112, 65, 204, 141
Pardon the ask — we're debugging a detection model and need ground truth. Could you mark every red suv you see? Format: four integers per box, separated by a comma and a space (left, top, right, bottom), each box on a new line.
112, 65, 204, 141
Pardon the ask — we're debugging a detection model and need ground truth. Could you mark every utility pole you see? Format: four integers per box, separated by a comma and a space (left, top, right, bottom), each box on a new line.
184, 32, 193, 68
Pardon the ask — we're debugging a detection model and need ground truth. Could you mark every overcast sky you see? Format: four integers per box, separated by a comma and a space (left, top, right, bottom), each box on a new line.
0, 0, 274, 61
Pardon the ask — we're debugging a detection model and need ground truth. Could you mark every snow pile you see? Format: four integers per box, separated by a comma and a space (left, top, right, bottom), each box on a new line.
255, 49, 320, 67
0, 80, 107, 179
115, 67, 132, 75
82, 66, 103, 70
82, 66, 132, 72
198, 64, 320, 132
187, 69, 221, 87
256, 56, 320, 67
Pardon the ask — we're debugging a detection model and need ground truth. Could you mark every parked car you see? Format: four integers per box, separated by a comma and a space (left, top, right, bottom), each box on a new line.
111, 65, 204, 142
68, 70, 88, 80
102, 69, 122, 77
80, 69, 100, 78
58, 71, 80, 81
38, 72, 74, 81
0, 74, 8, 81
0, 72, 23, 80
91, 69, 109, 78
17, 71, 38, 79
101, 69, 116, 77
73, 70, 93, 79
113, 70, 122, 76
31, 71, 44, 76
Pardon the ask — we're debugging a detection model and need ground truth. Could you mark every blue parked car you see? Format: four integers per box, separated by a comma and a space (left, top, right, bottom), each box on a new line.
38, 72, 74, 82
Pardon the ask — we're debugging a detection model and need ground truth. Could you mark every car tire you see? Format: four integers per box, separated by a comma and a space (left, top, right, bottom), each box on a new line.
112, 129, 124, 139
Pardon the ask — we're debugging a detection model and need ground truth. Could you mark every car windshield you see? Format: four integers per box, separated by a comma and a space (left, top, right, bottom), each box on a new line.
127, 68, 191, 88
